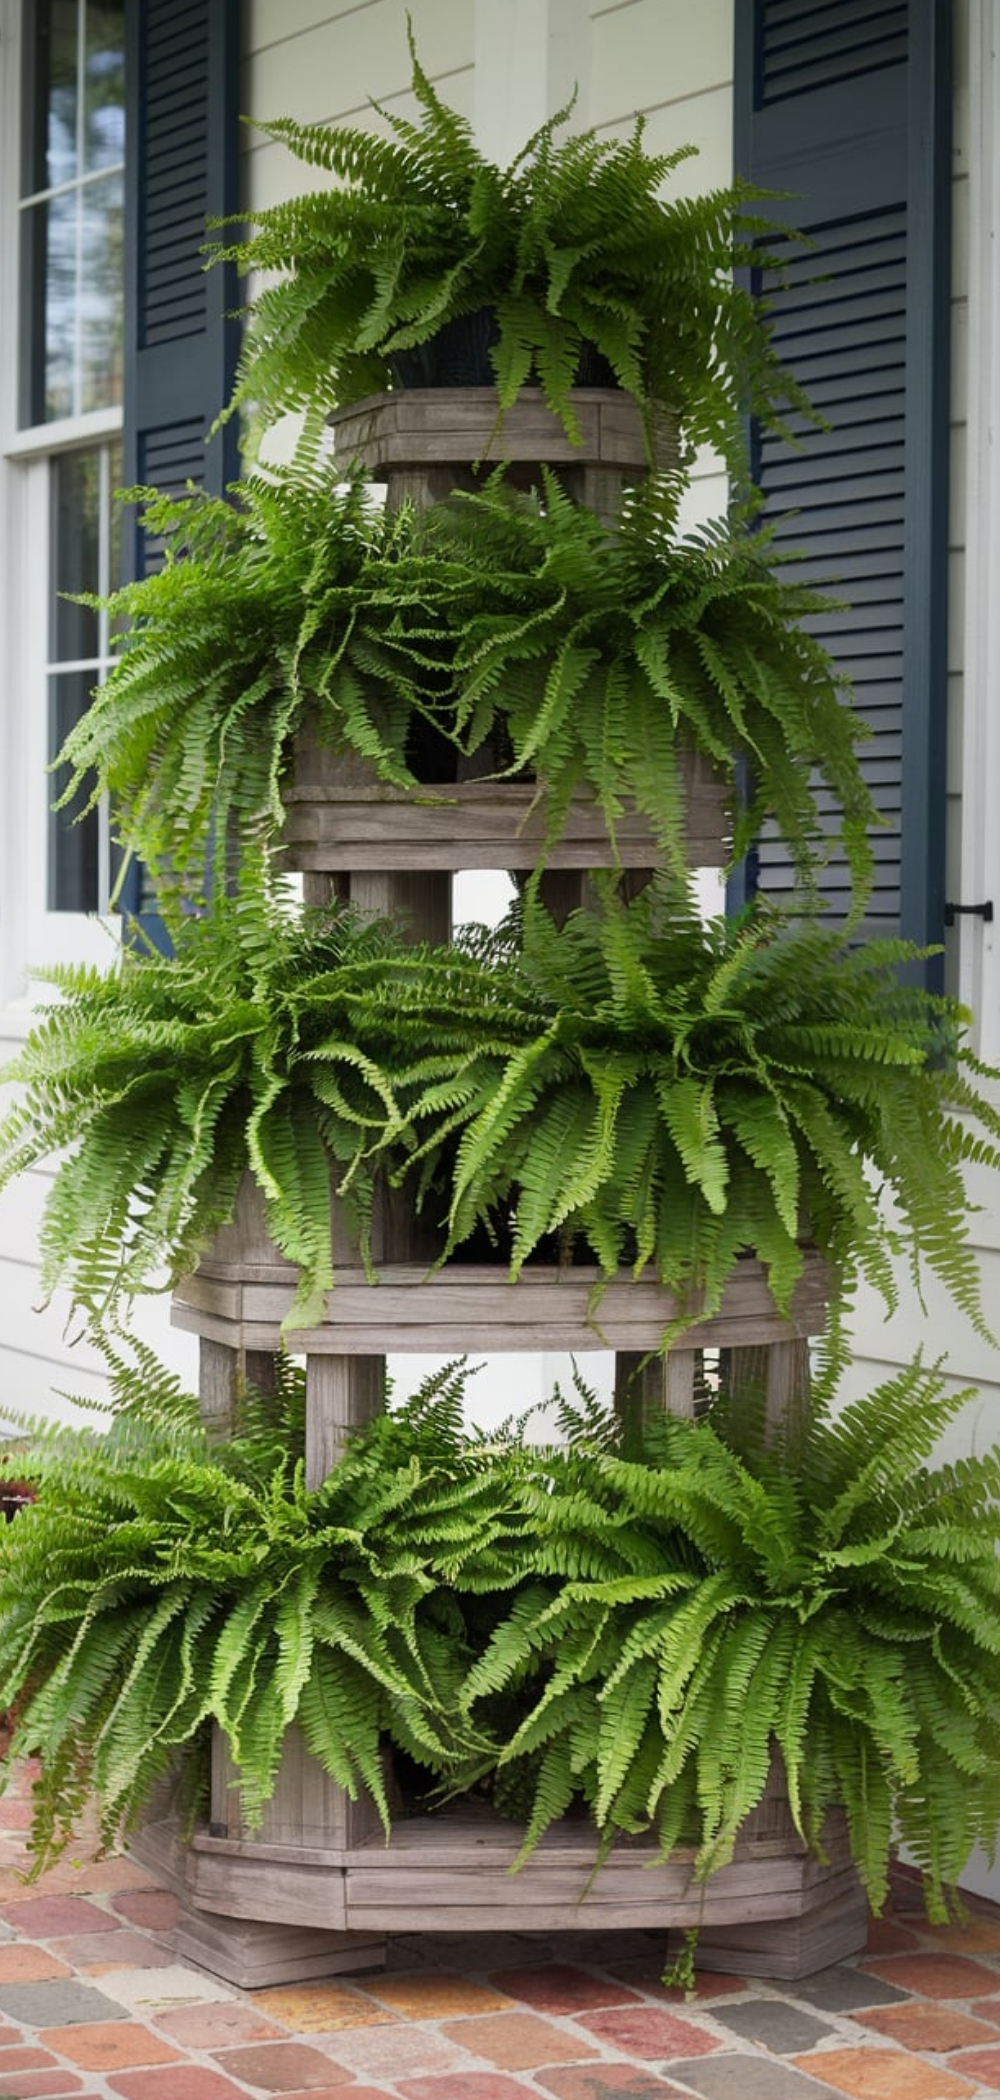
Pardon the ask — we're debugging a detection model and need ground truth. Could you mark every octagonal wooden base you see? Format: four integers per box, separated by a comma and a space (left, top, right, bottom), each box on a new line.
131, 1790, 867, 1989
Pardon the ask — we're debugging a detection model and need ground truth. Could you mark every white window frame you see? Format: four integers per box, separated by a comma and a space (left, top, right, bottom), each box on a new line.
0, 0, 123, 1007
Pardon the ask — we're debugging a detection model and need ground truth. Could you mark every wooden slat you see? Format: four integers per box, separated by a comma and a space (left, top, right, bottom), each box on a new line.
695, 1876, 870, 1979
328, 387, 671, 473
280, 751, 730, 874
211, 1724, 380, 1853
178, 1809, 858, 1937
306, 1356, 384, 1487
174, 1909, 383, 1989
173, 1248, 831, 1355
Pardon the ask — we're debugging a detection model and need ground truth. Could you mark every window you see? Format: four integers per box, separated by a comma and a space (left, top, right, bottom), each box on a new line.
19, 0, 124, 428
12, 0, 125, 923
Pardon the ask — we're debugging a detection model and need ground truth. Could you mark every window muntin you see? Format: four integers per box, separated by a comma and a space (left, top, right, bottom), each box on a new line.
19, 0, 124, 428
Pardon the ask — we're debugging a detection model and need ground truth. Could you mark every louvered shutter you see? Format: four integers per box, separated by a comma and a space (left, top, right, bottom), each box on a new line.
733, 0, 951, 987
122, 0, 240, 551
119, 0, 241, 943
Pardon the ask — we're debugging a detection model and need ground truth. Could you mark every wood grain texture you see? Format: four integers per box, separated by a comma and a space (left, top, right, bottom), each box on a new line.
615, 1349, 697, 1450
174, 1248, 832, 1355
328, 386, 673, 470
306, 1354, 385, 1487
146, 1800, 863, 1972
211, 1723, 381, 1852
280, 747, 730, 872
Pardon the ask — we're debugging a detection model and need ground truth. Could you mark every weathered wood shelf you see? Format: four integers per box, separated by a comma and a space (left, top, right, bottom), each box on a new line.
280, 744, 731, 873
173, 1247, 831, 1356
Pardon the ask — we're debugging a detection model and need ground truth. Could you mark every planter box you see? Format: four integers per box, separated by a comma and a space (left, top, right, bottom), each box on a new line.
160, 1213, 843, 1990
329, 387, 674, 524
329, 385, 670, 474
280, 741, 731, 874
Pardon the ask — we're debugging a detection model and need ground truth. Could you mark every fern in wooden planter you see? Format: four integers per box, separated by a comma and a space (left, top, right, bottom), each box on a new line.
2, 1346, 998, 1923
206, 34, 804, 468
458, 1352, 1000, 1918
2, 881, 997, 1339
58, 464, 875, 911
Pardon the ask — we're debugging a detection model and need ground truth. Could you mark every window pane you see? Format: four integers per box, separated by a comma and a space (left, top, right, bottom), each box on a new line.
19, 192, 76, 422
20, 177, 123, 424
51, 451, 100, 661
49, 670, 99, 911
83, 0, 125, 174
19, 1, 125, 429
22, 0, 78, 195
80, 170, 124, 411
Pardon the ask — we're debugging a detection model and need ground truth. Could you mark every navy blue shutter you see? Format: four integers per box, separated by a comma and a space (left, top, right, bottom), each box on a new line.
123, 0, 241, 551
733, 0, 952, 987
119, 0, 241, 942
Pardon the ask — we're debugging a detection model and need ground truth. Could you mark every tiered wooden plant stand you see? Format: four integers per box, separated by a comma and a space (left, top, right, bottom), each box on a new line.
131, 389, 869, 1989
280, 389, 731, 885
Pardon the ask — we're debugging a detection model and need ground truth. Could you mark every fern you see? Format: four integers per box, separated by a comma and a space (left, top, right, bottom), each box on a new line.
55, 468, 457, 912
0, 1351, 539, 1868
55, 465, 873, 911
207, 38, 806, 468
4, 1349, 998, 1921
3, 877, 998, 1340
458, 1358, 1000, 1918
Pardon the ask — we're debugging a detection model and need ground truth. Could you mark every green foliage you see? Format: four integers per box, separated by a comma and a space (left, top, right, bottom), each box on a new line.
56, 466, 873, 907
461, 1358, 1000, 1920
209, 35, 804, 465
11, 13, 997, 1943
412, 473, 875, 896
0, 891, 413, 1329
392, 885, 1000, 1341
0, 1352, 536, 1870
2, 880, 997, 1344
56, 467, 443, 906
3, 1351, 999, 1923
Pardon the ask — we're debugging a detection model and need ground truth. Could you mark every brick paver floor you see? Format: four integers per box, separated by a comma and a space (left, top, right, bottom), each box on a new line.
0, 1762, 999, 2099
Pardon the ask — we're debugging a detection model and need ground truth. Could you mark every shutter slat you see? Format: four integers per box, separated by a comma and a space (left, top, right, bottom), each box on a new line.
760, 0, 908, 104
125, 0, 239, 514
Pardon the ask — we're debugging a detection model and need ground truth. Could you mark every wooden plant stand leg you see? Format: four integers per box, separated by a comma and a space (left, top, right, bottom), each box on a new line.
172, 1910, 385, 1992
701, 1334, 867, 1978
690, 1880, 871, 1981
305, 1353, 385, 1488
615, 1337, 867, 1978
614, 1347, 695, 1455
303, 867, 451, 945
131, 1337, 389, 1988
